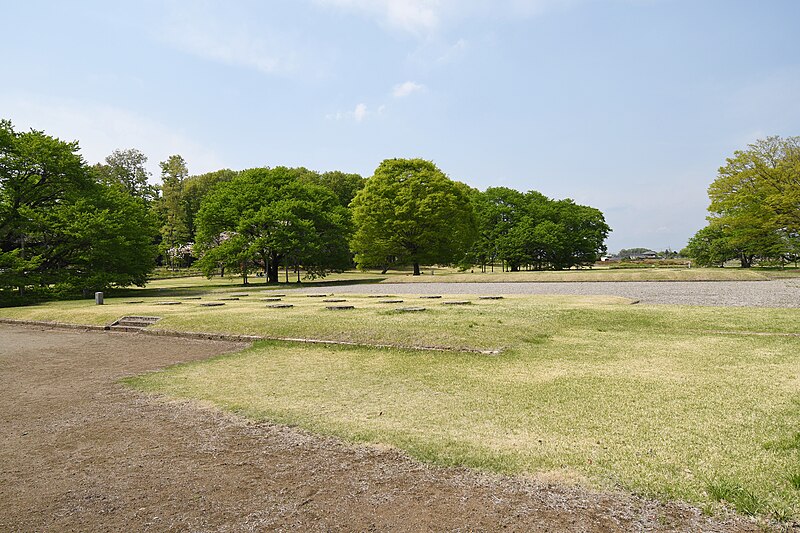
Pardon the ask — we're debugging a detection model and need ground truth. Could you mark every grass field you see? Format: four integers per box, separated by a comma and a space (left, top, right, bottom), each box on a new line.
114, 295, 800, 521
5, 276, 800, 521
133, 266, 800, 290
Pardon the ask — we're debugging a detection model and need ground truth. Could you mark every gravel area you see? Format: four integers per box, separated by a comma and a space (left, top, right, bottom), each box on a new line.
293, 279, 800, 307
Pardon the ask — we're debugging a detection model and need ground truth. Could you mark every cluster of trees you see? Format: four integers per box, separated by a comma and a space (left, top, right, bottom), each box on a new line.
467, 187, 609, 271
1, 120, 612, 303
193, 167, 359, 283
0, 121, 158, 303
194, 159, 610, 282
684, 136, 800, 267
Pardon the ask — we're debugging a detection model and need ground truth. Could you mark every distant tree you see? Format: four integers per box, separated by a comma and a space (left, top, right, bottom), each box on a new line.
470, 187, 609, 271
350, 159, 477, 275
551, 200, 609, 268
156, 155, 191, 268
96, 148, 158, 202
618, 247, 656, 257
43, 180, 159, 290
468, 187, 526, 272
182, 169, 238, 242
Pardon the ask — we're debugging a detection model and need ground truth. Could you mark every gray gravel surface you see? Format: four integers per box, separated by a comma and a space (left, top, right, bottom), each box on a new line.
292, 279, 800, 308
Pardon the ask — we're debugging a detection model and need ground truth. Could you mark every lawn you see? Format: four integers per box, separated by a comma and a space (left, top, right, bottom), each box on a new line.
135, 266, 800, 288
118, 297, 800, 521
5, 287, 800, 521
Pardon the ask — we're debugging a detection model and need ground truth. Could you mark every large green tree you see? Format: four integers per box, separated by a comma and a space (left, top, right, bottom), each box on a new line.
350, 158, 476, 275
195, 167, 352, 283
0, 121, 158, 301
687, 136, 800, 267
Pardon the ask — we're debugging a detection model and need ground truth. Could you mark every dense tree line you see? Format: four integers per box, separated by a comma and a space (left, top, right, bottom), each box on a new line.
0, 121, 158, 304
158, 158, 609, 279
684, 136, 800, 267
1, 120, 611, 303
466, 187, 609, 271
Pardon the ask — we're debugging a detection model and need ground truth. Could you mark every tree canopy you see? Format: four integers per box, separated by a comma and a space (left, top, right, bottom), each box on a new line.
468, 187, 609, 271
194, 167, 352, 283
0, 120, 158, 303
350, 159, 476, 275
685, 136, 800, 267
95, 148, 159, 203
1, 117, 613, 298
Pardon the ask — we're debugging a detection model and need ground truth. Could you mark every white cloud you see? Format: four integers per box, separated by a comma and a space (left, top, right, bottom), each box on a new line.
437, 38, 468, 63
507, 0, 580, 17
354, 103, 368, 122
392, 81, 424, 98
3, 94, 224, 179
316, 0, 579, 37
316, 0, 441, 36
157, 5, 306, 75
326, 102, 371, 122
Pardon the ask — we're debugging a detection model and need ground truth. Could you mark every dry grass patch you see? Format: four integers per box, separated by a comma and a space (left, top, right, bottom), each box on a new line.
120, 299, 800, 522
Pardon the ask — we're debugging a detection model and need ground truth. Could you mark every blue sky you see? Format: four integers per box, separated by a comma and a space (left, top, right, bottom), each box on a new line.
3, 0, 799, 252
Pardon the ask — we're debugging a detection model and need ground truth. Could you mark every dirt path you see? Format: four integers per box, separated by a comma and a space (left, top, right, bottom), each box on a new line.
0, 324, 758, 532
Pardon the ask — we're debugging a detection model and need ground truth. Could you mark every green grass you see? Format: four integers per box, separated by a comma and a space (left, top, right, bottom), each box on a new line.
3, 293, 800, 350
125, 266, 800, 292
6, 285, 800, 520
121, 306, 800, 520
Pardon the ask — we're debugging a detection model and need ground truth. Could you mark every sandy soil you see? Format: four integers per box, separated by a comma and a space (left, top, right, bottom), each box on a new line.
0, 324, 760, 532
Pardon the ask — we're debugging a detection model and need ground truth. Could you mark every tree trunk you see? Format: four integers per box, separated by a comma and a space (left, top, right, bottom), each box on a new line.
413, 262, 421, 276
267, 258, 279, 283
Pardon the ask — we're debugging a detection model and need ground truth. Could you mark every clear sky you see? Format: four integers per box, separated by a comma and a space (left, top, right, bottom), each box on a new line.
3, 0, 799, 253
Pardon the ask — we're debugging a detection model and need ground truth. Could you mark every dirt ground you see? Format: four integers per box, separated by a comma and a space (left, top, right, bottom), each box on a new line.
0, 324, 761, 532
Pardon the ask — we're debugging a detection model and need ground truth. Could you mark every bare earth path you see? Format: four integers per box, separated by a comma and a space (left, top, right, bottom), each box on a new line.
0, 324, 757, 532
